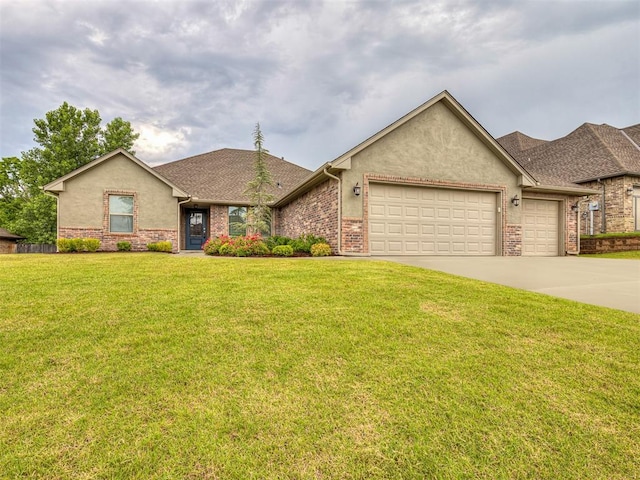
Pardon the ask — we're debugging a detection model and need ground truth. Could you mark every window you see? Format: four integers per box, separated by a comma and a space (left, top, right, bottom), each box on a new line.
228, 206, 247, 236
109, 195, 134, 233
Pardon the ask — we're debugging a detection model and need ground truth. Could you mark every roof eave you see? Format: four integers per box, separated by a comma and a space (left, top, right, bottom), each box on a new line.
575, 171, 640, 183
523, 184, 599, 195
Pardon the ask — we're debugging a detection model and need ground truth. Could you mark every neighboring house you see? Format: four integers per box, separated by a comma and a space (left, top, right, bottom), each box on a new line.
498, 123, 640, 235
44, 90, 597, 256
0, 227, 24, 254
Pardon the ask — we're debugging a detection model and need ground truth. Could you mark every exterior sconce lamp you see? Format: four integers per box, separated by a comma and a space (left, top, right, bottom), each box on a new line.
627, 186, 634, 195
571, 203, 579, 213
353, 183, 361, 196
511, 194, 520, 207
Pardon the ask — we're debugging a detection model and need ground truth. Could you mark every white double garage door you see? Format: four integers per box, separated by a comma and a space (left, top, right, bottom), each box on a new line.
369, 183, 559, 256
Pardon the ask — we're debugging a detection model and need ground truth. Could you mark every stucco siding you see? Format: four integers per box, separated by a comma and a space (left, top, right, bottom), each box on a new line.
342, 102, 521, 223
58, 153, 177, 230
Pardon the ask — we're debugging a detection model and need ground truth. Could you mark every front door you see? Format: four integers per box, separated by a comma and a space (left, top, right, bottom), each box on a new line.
185, 209, 208, 250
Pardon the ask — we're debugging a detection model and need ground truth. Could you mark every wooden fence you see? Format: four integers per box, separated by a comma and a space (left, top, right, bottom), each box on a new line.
16, 244, 57, 254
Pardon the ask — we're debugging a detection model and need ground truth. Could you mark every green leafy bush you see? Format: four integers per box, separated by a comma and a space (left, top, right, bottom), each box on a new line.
272, 245, 294, 257
56, 238, 73, 253
70, 238, 86, 252
310, 243, 332, 257
83, 238, 101, 252
56, 237, 101, 252
117, 241, 131, 252
265, 235, 293, 250
291, 234, 327, 253
147, 241, 173, 253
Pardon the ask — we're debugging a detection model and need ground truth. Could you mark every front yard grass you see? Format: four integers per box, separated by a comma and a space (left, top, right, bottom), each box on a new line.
1, 254, 639, 479
580, 250, 640, 259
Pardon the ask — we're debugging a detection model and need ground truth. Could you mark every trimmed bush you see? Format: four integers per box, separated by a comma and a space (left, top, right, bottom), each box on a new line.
310, 243, 332, 257
147, 241, 173, 253
117, 241, 132, 252
272, 245, 294, 257
56, 237, 101, 253
83, 238, 101, 252
57, 238, 73, 253
291, 234, 328, 253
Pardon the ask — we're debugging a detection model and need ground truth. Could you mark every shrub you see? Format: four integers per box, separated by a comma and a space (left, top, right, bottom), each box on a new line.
265, 235, 292, 250
147, 241, 173, 253
272, 245, 294, 257
57, 237, 101, 253
83, 238, 101, 252
212, 234, 269, 257
70, 238, 86, 252
57, 238, 73, 253
291, 234, 327, 253
203, 236, 231, 255
310, 243, 332, 257
117, 241, 132, 252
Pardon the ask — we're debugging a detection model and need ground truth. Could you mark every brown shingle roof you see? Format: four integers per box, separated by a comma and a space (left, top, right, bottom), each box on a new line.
497, 131, 548, 154
0, 227, 24, 240
623, 123, 640, 145
153, 148, 312, 204
498, 123, 640, 184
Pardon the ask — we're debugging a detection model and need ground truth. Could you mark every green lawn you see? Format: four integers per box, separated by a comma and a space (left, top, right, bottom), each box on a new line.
580, 250, 640, 259
1, 254, 639, 479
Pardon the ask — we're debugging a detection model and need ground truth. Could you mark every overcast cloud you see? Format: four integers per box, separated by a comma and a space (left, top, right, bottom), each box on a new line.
1, 0, 638, 169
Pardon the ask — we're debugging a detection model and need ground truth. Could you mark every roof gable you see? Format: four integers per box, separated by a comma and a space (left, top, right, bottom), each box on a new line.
328, 90, 536, 186
43, 148, 189, 197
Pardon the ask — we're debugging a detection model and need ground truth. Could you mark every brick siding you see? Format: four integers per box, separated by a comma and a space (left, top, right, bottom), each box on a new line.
58, 227, 179, 253
209, 205, 229, 238
579, 176, 640, 234
275, 179, 339, 252
504, 224, 522, 256
341, 218, 364, 253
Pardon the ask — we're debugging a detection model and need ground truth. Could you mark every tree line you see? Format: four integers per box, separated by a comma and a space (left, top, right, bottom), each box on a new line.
0, 103, 139, 243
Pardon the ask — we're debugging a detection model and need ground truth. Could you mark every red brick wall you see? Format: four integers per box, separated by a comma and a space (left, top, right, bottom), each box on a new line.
59, 227, 179, 253
341, 218, 364, 253
579, 176, 640, 234
504, 224, 522, 256
275, 179, 339, 252
580, 235, 640, 253
209, 205, 229, 238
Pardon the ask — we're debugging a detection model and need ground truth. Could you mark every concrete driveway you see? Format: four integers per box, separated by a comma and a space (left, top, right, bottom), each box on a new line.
377, 256, 640, 314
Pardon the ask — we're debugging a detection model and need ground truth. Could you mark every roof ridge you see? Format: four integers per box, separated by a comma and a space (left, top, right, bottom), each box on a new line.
585, 123, 627, 173
620, 129, 640, 152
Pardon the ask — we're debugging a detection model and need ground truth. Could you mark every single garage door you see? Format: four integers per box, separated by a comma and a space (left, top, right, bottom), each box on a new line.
522, 199, 559, 256
369, 184, 496, 255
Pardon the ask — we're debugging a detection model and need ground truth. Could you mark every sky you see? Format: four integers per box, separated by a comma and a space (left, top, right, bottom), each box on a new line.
1, 0, 638, 170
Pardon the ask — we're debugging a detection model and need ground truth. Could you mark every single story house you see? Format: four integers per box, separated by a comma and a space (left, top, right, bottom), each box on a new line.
44, 90, 598, 256
498, 123, 640, 235
0, 227, 24, 254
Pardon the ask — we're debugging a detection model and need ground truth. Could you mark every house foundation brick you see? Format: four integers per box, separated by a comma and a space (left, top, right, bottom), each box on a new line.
341, 218, 364, 253
504, 224, 522, 256
58, 227, 179, 253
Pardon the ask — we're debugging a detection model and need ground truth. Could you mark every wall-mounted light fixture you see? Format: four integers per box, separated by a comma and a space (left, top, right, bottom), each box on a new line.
571, 203, 579, 213
353, 183, 361, 196
627, 186, 634, 195
511, 194, 520, 207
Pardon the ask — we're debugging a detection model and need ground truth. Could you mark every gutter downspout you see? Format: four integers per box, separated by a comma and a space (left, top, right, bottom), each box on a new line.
43, 190, 60, 252
322, 167, 342, 255
177, 197, 192, 253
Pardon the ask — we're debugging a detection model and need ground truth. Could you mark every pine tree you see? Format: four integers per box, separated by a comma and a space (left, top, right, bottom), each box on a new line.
243, 123, 275, 235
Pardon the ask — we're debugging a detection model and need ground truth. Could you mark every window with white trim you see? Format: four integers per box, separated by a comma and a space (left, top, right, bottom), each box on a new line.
109, 195, 134, 233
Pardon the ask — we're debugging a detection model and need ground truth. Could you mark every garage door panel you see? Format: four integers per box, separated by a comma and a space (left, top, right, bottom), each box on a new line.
522, 199, 559, 256
369, 184, 496, 255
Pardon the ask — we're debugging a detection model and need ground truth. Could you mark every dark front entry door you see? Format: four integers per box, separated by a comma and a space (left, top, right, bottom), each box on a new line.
185, 209, 207, 250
